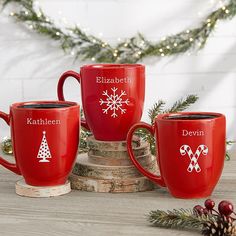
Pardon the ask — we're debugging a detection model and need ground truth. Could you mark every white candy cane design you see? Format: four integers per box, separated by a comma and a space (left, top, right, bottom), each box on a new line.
180, 145, 208, 173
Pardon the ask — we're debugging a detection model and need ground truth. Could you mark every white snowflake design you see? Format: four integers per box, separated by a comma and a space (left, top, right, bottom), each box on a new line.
99, 87, 129, 118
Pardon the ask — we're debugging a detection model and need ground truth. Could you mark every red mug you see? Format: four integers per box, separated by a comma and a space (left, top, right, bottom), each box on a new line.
57, 64, 145, 141
0, 101, 80, 186
127, 112, 226, 198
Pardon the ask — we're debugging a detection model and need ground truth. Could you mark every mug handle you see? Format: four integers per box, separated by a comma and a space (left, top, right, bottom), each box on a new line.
57, 70, 90, 130
126, 122, 165, 187
0, 111, 21, 175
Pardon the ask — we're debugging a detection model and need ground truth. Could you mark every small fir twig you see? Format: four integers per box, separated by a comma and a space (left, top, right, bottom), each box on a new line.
226, 141, 236, 160
148, 209, 210, 230
136, 95, 199, 155
148, 199, 236, 236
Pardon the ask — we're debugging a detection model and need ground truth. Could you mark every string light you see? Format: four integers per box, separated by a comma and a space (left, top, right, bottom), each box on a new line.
6, 0, 236, 64
70, 51, 75, 56
37, 12, 42, 18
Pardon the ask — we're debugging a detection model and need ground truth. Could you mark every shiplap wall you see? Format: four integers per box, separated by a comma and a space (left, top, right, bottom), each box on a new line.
0, 0, 236, 143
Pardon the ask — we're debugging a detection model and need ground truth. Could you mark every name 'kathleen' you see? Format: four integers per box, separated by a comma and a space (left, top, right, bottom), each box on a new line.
96, 76, 131, 84
27, 118, 61, 125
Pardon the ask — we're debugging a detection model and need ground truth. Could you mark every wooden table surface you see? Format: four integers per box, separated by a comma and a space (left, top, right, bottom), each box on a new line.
0, 152, 235, 236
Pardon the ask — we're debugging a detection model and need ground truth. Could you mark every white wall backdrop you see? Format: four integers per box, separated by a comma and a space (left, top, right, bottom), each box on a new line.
0, 0, 236, 144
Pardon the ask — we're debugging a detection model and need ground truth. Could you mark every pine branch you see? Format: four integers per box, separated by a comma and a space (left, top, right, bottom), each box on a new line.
148, 100, 165, 124
226, 140, 235, 160
165, 95, 199, 113
1, 0, 236, 62
136, 95, 198, 155
148, 209, 211, 230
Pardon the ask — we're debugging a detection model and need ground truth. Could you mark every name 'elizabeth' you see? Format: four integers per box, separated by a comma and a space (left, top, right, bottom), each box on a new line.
96, 76, 131, 84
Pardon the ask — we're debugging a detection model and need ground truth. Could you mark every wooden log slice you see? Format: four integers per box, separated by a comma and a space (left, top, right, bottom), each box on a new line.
73, 154, 158, 179
70, 174, 154, 193
15, 180, 71, 198
88, 153, 155, 166
88, 142, 150, 159
87, 135, 141, 151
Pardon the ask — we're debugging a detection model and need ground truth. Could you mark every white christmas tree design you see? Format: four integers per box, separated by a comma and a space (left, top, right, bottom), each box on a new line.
99, 87, 129, 118
37, 131, 52, 163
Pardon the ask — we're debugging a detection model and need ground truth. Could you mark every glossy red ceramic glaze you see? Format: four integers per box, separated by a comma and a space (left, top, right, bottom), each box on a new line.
127, 112, 226, 199
0, 101, 80, 186
57, 64, 145, 141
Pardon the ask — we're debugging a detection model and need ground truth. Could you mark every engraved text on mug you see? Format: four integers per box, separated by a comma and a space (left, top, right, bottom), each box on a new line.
182, 129, 205, 136
26, 118, 61, 125
96, 76, 131, 84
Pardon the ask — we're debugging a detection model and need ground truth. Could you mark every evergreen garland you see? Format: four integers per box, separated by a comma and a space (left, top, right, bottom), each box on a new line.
1, 0, 236, 63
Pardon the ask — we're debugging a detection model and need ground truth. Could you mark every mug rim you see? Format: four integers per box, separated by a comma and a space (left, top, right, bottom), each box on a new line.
11, 101, 79, 110
81, 63, 144, 70
156, 112, 225, 122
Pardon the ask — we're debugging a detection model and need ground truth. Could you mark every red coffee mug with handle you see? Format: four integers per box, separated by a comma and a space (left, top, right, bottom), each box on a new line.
57, 64, 145, 141
127, 112, 226, 198
0, 101, 80, 186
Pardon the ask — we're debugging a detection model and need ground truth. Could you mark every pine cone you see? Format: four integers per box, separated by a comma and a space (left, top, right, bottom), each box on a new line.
202, 217, 236, 236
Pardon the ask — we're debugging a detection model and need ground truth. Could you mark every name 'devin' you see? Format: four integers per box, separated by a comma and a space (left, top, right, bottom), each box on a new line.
182, 129, 205, 136
27, 118, 61, 125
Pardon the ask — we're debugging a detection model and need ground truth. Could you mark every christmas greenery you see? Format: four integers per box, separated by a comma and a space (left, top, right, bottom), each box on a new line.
148, 199, 236, 236
1, 0, 236, 63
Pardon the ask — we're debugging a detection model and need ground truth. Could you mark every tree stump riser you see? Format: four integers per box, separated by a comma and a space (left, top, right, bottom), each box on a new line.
73, 155, 158, 179
70, 174, 154, 193
88, 147, 150, 159
87, 135, 141, 151
88, 153, 155, 166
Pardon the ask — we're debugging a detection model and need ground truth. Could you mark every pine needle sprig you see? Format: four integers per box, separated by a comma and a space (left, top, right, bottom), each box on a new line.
136, 94, 199, 154
2, 0, 236, 63
165, 95, 199, 113
148, 100, 165, 124
226, 141, 236, 161
148, 209, 211, 230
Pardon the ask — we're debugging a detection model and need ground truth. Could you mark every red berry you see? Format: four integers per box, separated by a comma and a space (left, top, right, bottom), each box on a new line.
204, 199, 215, 210
203, 208, 209, 216
193, 205, 204, 215
218, 200, 234, 216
